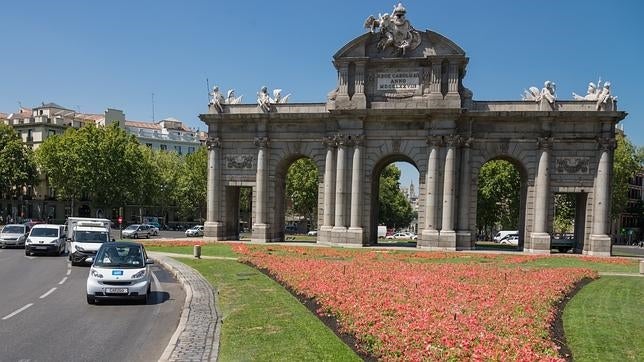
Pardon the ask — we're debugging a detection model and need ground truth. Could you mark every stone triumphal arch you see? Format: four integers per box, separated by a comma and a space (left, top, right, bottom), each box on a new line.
200, 4, 624, 256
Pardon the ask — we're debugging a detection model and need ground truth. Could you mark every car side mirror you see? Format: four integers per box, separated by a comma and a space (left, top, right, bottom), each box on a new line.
85, 257, 94, 263
145, 258, 154, 265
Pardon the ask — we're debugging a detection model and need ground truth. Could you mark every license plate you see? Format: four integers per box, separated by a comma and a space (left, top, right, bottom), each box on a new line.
112, 270, 123, 276
105, 288, 128, 294
35, 246, 47, 250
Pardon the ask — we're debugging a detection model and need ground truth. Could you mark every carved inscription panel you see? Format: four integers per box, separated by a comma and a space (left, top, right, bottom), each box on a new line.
225, 154, 254, 169
555, 157, 590, 174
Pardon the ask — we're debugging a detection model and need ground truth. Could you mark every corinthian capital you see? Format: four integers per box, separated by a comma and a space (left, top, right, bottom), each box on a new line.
322, 136, 337, 148
444, 135, 462, 147
426, 135, 444, 147
597, 137, 616, 151
206, 137, 221, 150
254, 136, 270, 148
536, 136, 553, 150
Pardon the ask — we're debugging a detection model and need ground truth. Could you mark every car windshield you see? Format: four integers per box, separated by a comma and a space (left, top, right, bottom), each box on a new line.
125, 225, 139, 230
2, 226, 25, 234
30, 228, 59, 237
94, 245, 144, 268
75, 231, 109, 243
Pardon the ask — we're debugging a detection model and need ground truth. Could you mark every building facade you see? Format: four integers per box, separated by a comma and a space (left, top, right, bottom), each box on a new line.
1, 103, 204, 225
200, 4, 625, 256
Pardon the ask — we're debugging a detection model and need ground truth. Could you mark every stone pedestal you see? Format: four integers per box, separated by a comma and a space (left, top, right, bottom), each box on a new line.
456, 231, 473, 250
204, 221, 224, 240
418, 229, 439, 249
347, 227, 364, 245
251, 223, 271, 243
331, 226, 347, 244
587, 234, 611, 257
437, 230, 456, 250
526, 232, 551, 254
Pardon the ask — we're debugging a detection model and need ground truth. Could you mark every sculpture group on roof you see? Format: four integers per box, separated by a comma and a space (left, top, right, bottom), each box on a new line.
522, 79, 617, 111
257, 86, 291, 112
364, 3, 421, 56
209, 86, 243, 112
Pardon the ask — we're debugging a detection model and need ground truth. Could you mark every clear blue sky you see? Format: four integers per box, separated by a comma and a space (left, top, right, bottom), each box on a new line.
2, 1, 642, 187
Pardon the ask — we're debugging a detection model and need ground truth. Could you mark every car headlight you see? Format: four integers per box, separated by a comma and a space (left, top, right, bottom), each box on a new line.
25, 238, 32, 244
90, 268, 103, 279
132, 270, 146, 279
76, 245, 85, 252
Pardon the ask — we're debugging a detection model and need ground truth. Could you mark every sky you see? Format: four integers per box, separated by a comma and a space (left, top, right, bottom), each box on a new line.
2, 0, 643, 187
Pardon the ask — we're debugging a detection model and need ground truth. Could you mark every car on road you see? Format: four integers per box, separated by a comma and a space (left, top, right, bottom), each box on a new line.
0, 224, 29, 248
122, 224, 151, 239
386, 232, 416, 240
144, 224, 159, 236
307, 230, 317, 236
500, 234, 519, 246
185, 225, 204, 237
25, 224, 66, 256
86, 241, 154, 304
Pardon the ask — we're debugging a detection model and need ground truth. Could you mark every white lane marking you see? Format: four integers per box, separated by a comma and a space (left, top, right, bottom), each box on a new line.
58, 277, 68, 285
152, 270, 162, 291
2, 303, 33, 320
24, 255, 36, 260
39, 287, 57, 299
66, 269, 71, 276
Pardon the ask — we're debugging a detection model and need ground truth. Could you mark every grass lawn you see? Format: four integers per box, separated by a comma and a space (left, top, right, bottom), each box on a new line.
179, 258, 360, 362
145, 243, 238, 258
563, 276, 644, 361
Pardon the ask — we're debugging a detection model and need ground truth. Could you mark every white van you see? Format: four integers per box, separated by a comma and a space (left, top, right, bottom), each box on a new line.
493, 230, 518, 243
25, 224, 66, 256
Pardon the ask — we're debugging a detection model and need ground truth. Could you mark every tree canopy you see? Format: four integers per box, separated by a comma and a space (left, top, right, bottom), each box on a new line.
0, 124, 38, 198
286, 158, 319, 224
378, 164, 416, 229
476, 159, 520, 236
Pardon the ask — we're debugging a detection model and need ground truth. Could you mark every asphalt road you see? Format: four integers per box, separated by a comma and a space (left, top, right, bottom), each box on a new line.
0, 247, 185, 362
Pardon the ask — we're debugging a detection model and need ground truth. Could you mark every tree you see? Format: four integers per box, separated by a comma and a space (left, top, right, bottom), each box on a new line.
476, 160, 520, 237
611, 132, 641, 219
176, 147, 207, 221
553, 193, 576, 233
286, 158, 319, 226
378, 164, 415, 229
36, 124, 144, 216
0, 124, 38, 210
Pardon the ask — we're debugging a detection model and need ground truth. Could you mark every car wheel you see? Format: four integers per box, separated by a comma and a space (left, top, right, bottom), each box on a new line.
146, 233, 150, 239
86, 294, 95, 304
25, 249, 30, 256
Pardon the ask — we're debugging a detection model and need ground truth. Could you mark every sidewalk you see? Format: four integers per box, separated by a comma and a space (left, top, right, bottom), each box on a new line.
151, 252, 222, 362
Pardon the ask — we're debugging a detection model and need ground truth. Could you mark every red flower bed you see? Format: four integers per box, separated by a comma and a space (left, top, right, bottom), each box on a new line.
235, 245, 597, 361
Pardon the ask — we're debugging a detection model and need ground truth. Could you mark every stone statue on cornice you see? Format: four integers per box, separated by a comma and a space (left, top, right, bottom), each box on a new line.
364, 3, 421, 56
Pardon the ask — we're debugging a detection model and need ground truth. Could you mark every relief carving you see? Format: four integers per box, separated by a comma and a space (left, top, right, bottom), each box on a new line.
225, 154, 254, 169
555, 157, 590, 174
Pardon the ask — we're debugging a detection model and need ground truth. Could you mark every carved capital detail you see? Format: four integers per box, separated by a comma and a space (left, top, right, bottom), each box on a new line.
254, 136, 270, 148
536, 137, 553, 150
426, 135, 444, 147
597, 137, 616, 151
351, 134, 365, 147
206, 137, 221, 150
462, 137, 474, 148
323, 136, 337, 148
334, 134, 349, 146
444, 135, 462, 148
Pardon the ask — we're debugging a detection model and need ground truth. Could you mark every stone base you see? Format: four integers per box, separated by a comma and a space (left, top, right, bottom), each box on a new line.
318, 225, 333, 244
330, 226, 348, 244
203, 221, 225, 240
526, 232, 551, 254
585, 234, 611, 257
456, 231, 473, 250
251, 223, 271, 243
418, 229, 439, 248
347, 227, 365, 245
438, 230, 456, 250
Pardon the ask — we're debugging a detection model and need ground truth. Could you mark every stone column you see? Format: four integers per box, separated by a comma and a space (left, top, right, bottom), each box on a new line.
252, 136, 270, 242
333, 135, 348, 240
456, 137, 473, 249
439, 135, 458, 249
589, 138, 615, 256
348, 136, 364, 244
421, 136, 442, 246
321, 137, 336, 234
528, 137, 552, 253
204, 137, 223, 239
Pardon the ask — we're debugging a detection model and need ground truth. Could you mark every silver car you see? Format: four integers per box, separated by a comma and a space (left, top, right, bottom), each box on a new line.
0, 224, 29, 248
122, 224, 151, 239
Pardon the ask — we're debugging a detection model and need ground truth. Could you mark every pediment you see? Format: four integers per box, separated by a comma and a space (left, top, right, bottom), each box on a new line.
333, 30, 466, 60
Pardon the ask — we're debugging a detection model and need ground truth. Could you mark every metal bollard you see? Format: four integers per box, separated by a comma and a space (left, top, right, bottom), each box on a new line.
194, 245, 201, 259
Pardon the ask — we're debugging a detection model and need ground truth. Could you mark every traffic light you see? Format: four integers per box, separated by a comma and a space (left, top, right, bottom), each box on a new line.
118, 216, 123, 224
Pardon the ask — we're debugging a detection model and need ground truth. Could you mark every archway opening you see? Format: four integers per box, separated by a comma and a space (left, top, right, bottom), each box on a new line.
552, 192, 587, 253
370, 159, 420, 246
475, 158, 526, 251
275, 157, 320, 242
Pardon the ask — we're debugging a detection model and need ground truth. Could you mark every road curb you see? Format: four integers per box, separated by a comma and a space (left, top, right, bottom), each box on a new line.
151, 252, 221, 361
